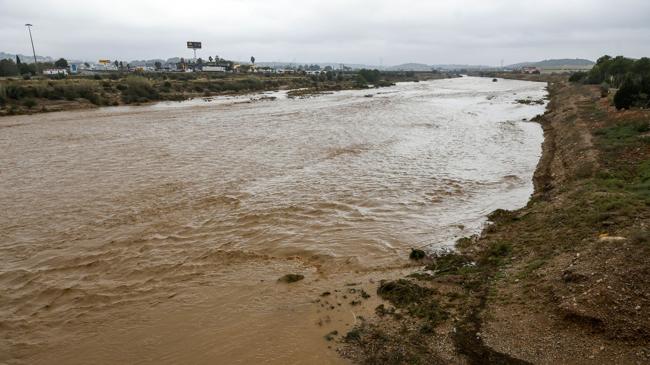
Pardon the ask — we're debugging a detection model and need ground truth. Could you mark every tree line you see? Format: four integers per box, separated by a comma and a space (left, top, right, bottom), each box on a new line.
571, 55, 650, 109
0, 56, 72, 77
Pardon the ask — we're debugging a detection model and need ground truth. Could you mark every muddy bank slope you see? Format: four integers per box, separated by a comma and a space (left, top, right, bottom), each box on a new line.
340, 78, 650, 364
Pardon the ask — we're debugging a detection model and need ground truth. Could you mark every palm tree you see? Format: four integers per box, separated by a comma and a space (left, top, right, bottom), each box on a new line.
250, 56, 255, 65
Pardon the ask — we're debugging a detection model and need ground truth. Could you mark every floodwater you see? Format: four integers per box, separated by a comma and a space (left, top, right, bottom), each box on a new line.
0, 77, 547, 364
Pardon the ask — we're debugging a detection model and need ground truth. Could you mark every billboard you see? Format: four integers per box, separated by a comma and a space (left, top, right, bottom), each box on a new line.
98, 59, 111, 64
187, 41, 202, 49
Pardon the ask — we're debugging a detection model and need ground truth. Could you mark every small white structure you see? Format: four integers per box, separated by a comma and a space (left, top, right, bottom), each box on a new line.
43, 68, 68, 76
273, 69, 296, 74
203, 66, 226, 72
521, 66, 541, 74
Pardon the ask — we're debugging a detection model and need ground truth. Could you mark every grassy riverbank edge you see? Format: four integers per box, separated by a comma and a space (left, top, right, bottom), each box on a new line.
338, 75, 650, 364
0, 72, 454, 117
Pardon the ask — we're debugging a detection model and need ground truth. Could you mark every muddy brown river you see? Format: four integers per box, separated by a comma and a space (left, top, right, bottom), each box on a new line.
0, 77, 547, 364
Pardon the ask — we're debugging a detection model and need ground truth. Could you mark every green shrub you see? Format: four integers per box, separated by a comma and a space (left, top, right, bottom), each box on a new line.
0, 84, 6, 105
569, 71, 587, 83
121, 76, 159, 103
5, 84, 26, 99
600, 82, 610, 98
423, 252, 474, 276
614, 79, 639, 110
23, 98, 37, 109
47, 85, 65, 100
358, 69, 381, 84
488, 242, 512, 257
377, 279, 433, 307
595, 121, 649, 149
377, 279, 448, 324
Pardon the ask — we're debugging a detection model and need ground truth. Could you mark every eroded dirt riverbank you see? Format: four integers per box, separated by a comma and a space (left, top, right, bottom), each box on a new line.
340, 78, 650, 364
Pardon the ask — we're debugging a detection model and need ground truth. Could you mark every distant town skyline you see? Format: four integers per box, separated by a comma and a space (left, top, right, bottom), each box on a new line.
1, 0, 649, 66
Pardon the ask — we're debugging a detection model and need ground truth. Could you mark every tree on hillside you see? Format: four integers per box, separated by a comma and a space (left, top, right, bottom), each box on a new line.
16, 55, 21, 66
154, 61, 162, 70
54, 58, 68, 68
208, 56, 213, 63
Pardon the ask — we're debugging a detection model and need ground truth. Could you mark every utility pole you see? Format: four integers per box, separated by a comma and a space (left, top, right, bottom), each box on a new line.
25, 24, 38, 74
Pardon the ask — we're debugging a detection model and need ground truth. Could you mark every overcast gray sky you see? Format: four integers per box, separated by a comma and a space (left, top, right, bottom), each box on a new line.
1, 0, 649, 65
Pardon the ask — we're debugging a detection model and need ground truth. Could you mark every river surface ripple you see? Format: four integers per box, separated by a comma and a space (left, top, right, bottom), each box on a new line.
0, 76, 547, 364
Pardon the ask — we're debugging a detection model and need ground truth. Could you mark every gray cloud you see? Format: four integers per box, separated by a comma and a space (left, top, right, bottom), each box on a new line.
1, 0, 649, 65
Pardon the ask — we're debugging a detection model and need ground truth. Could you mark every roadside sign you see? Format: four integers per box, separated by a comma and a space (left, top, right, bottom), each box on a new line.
187, 42, 202, 49
98, 59, 111, 64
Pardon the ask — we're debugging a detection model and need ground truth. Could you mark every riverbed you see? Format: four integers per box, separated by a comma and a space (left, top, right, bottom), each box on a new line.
0, 76, 546, 364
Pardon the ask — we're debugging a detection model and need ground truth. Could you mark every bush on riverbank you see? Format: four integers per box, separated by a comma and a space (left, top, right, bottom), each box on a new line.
120, 76, 159, 103
573, 55, 650, 109
0, 84, 6, 106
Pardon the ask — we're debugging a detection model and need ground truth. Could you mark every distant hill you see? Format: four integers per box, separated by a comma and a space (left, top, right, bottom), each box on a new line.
386, 63, 432, 71
0, 51, 594, 71
0, 51, 53, 63
386, 63, 494, 71
507, 58, 594, 69
255, 62, 378, 70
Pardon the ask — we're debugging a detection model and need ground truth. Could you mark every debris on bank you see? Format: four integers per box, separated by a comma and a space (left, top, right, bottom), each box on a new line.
277, 274, 304, 283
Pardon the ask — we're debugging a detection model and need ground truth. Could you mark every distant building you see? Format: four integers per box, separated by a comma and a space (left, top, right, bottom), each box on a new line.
43, 68, 68, 76
255, 67, 273, 74
89, 63, 118, 71
203, 65, 226, 72
273, 69, 296, 75
521, 66, 541, 74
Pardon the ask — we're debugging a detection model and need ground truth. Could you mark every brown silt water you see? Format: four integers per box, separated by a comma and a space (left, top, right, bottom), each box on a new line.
0, 77, 547, 364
